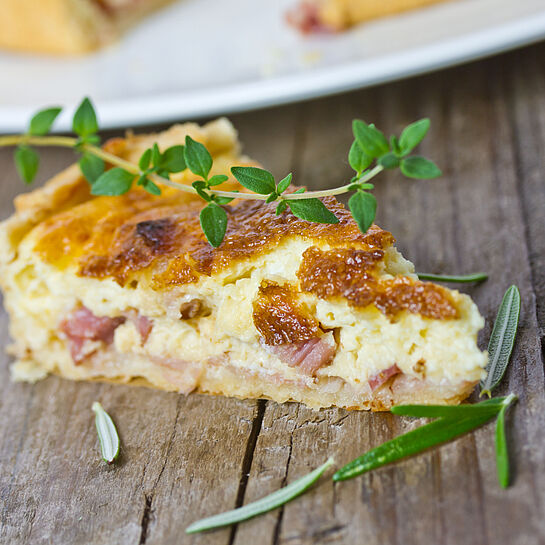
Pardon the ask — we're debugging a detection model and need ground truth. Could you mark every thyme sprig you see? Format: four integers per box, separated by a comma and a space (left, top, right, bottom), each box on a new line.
1, 97, 441, 247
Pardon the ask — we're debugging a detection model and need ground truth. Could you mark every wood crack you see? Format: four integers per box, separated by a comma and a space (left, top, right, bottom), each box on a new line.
228, 399, 267, 545
138, 494, 153, 545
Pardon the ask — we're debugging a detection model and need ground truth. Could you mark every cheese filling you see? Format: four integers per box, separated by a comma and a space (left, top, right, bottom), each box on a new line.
4, 236, 487, 409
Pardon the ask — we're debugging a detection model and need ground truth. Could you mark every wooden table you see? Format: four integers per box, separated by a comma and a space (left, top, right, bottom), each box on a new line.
1, 42, 544, 545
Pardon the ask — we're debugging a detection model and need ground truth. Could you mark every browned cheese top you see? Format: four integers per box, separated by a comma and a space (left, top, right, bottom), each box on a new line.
30, 165, 456, 321
252, 282, 321, 345
32, 188, 393, 287
297, 247, 458, 320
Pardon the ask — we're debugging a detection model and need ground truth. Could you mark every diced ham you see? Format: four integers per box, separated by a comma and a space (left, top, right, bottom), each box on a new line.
60, 307, 125, 363
368, 364, 401, 392
266, 334, 336, 375
285, 1, 333, 34
151, 355, 203, 394
135, 315, 153, 343
125, 309, 153, 344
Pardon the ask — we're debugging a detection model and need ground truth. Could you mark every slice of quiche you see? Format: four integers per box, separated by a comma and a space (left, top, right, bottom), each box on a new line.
0, 118, 487, 410
0, 0, 176, 54
288, 0, 454, 32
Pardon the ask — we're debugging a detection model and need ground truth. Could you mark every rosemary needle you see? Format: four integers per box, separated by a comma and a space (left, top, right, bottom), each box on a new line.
92, 401, 120, 464
495, 394, 517, 488
186, 458, 334, 534
391, 396, 510, 418
481, 285, 521, 397
417, 272, 488, 283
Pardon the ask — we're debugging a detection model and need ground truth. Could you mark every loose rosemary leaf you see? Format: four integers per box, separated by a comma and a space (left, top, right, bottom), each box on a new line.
495, 393, 517, 488
391, 396, 508, 418
417, 272, 488, 283
186, 458, 334, 534
92, 402, 120, 464
333, 413, 496, 481
481, 285, 521, 397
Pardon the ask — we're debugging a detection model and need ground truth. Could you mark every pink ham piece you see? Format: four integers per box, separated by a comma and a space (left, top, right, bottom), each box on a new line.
125, 310, 153, 344
135, 315, 153, 343
368, 364, 401, 392
285, 1, 333, 34
266, 335, 336, 375
60, 306, 126, 363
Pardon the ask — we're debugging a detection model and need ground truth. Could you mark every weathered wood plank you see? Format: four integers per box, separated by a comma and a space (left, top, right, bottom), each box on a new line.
231, 48, 545, 545
1, 42, 545, 545
0, 149, 258, 545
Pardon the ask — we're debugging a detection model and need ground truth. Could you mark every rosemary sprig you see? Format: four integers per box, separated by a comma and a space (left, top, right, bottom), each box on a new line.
417, 272, 488, 283
333, 398, 510, 481
481, 285, 521, 397
92, 401, 120, 464
0, 98, 441, 247
390, 396, 508, 418
185, 458, 335, 534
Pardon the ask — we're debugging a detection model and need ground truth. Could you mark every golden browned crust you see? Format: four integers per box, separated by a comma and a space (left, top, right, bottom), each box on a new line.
40, 353, 476, 411
0, 118, 243, 266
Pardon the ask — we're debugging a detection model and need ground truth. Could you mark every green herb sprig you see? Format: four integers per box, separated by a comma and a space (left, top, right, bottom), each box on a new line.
0, 98, 441, 247
186, 458, 334, 534
92, 401, 120, 464
333, 394, 516, 481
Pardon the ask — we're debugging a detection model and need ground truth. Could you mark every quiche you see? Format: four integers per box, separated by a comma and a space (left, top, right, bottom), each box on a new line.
0, 0, 176, 54
288, 0, 454, 32
0, 118, 487, 410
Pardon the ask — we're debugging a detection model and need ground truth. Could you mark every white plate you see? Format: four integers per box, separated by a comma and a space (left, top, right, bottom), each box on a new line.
1, 0, 545, 132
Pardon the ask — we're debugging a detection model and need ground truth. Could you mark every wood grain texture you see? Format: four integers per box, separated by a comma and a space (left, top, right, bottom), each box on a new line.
1, 42, 545, 545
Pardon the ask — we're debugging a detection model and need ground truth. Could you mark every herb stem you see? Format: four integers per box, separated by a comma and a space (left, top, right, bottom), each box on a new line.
81, 144, 196, 195
0, 135, 385, 202
0, 134, 78, 148
280, 165, 384, 200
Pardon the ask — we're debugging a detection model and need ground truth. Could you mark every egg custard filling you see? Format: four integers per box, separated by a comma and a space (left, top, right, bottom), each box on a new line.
0, 119, 487, 410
